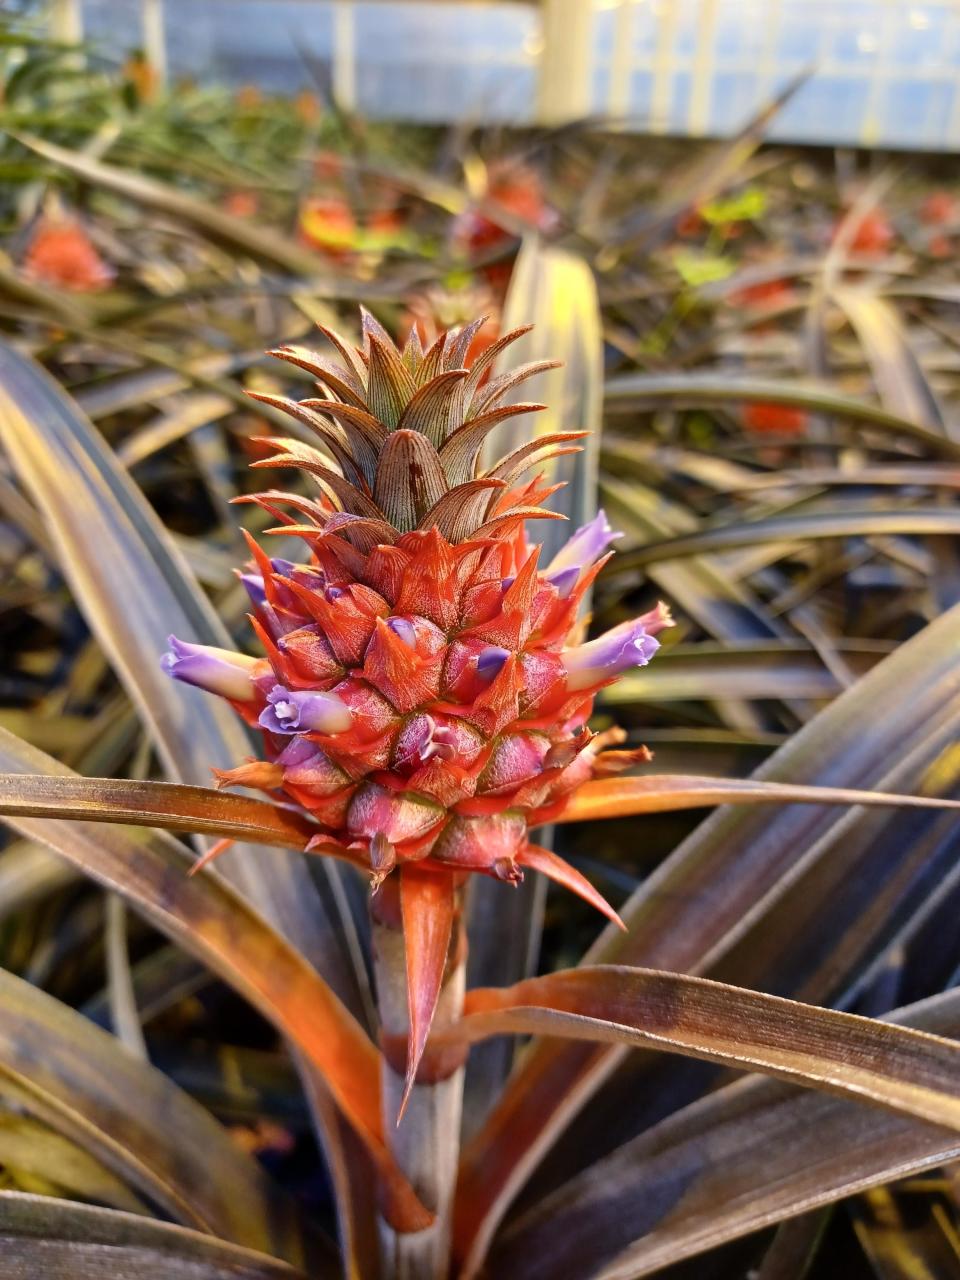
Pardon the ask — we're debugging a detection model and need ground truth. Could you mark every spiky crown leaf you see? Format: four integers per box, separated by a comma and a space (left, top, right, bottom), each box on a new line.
247, 306, 579, 542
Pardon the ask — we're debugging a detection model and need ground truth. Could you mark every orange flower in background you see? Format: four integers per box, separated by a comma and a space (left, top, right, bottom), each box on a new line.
732, 276, 794, 309
920, 190, 957, 225
294, 89, 322, 125
222, 190, 260, 219
23, 217, 114, 292
365, 207, 407, 248
121, 50, 158, 105
298, 196, 357, 258
742, 401, 807, 436
835, 207, 895, 256
401, 288, 501, 374
675, 208, 706, 239
313, 151, 344, 182
235, 84, 262, 111
929, 232, 952, 259
455, 164, 558, 292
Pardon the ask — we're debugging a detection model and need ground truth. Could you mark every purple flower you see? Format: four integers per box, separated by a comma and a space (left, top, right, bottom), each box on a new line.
546, 510, 621, 577
162, 636, 259, 701
562, 603, 673, 691
476, 645, 510, 686
546, 565, 581, 599
259, 684, 353, 735
386, 616, 417, 648
270, 558, 298, 576
394, 714, 457, 770
239, 573, 267, 608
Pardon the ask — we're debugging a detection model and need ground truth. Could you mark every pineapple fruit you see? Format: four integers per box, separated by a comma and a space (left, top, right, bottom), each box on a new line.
163, 308, 672, 1092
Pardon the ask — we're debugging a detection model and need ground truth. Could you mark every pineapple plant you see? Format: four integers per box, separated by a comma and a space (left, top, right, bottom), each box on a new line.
163, 307, 672, 1104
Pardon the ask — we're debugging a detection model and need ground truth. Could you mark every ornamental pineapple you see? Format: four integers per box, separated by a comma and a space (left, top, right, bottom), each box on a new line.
163, 308, 671, 1089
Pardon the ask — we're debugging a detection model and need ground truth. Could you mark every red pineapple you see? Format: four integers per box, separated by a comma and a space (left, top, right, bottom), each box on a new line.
23, 216, 114, 292
163, 309, 672, 1100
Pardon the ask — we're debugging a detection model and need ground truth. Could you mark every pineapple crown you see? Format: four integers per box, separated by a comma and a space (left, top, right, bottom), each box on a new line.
246, 305, 581, 542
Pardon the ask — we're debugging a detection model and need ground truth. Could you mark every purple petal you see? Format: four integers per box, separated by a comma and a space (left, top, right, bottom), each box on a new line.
394, 714, 456, 770
240, 573, 267, 608
161, 636, 258, 701
547, 565, 581, 599
476, 645, 510, 685
563, 618, 665, 691
546, 509, 621, 576
386, 617, 417, 648
258, 684, 352, 735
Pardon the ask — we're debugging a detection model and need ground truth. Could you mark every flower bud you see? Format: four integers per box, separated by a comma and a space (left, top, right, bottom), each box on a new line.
162, 636, 259, 701
239, 573, 267, 608
258, 684, 353, 735
546, 565, 581, 599
476, 645, 510, 685
562, 603, 673, 691
546, 509, 620, 576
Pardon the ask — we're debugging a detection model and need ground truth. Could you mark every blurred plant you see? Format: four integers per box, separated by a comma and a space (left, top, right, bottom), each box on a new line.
21, 209, 113, 291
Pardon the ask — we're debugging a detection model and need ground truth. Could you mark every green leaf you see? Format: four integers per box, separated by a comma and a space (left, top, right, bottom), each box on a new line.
671, 249, 736, 288
700, 186, 768, 225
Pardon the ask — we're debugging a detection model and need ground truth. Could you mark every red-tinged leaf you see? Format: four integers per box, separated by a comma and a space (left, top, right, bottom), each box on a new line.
518, 845, 623, 930
399, 865, 456, 1120
608, 507, 960, 573
0, 775, 320, 850
484, 990, 960, 1280
0, 966, 313, 1263
367, 334, 417, 429
251, 437, 383, 519
397, 368, 470, 446
452, 967, 960, 1132
10, 131, 340, 279
245, 392, 366, 485
0, 1192, 316, 1280
373, 429, 448, 532
603, 372, 960, 461
456, 604, 960, 1273
471, 360, 563, 421
267, 345, 367, 407
419, 479, 505, 543
439, 403, 548, 487
0, 732, 432, 1235
830, 287, 947, 434
552, 774, 960, 824
460, 325, 533, 411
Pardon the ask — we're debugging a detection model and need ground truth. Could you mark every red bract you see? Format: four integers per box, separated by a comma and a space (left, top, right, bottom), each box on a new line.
163, 309, 672, 1100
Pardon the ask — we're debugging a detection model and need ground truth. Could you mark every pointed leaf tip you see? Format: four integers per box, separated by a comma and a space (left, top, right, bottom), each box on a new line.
519, 844, 625, 930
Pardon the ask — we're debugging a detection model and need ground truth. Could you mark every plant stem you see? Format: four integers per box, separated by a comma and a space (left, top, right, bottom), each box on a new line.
372, 883, 466, 1280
